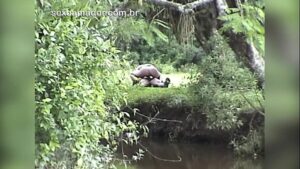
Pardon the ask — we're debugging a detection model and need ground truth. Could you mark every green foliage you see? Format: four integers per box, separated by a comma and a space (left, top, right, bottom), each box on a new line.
219, 2, 265, 55
114, 18, 169, 48
230, 158, 263, 169
113, 11, 203, 73
125, 38, 204, 71
113, 16, 194, 74
189, 34, 263, 131
230, 128, 264, 157
149, 59, 177, 74
35, 1, 142, 168
34, 0, 266, 166
114, 163, 137, 169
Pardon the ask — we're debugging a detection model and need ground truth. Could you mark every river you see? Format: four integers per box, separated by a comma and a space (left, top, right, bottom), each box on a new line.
115, 139, 263, 169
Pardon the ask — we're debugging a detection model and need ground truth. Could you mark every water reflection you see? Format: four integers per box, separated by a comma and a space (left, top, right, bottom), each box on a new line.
118, 140, 263, 169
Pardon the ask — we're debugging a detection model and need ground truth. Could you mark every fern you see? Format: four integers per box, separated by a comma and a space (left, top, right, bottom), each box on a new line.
114, 18, 169, 47
150, 25, 168, 42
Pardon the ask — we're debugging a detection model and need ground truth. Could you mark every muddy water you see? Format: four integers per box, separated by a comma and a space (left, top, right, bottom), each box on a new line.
118, 140, 263, 169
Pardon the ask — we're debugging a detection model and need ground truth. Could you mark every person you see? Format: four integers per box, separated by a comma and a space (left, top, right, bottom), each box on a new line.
130, 64, 161, 85
150, 77, 171, 88
130, 64, 170, 87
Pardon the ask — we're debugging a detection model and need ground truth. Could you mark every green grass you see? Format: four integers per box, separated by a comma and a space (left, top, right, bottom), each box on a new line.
125, 86, 194, 107
161, 72, 190, 87
124, 86, 263, 113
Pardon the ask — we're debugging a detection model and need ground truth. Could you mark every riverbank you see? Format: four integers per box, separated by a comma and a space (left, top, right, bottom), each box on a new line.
122, 87, 264, 154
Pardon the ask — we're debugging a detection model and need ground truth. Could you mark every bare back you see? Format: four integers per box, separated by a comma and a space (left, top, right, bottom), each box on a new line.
131, 64, 161, 79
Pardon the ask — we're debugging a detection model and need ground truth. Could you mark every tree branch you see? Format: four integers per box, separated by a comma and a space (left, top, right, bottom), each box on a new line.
215, 0, 228, 16
138, 142, 182, 162
134, 109, 183, 124
145, 0, 213, 14
125, 106, 183, 124
186, 0, 214, 10
215, 0, 265, 88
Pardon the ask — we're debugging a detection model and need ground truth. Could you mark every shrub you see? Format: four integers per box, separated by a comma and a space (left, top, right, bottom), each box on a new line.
230, 128, 264, 157
189, 33, 263, 131
125, 37, 204, 70
35, 1, 141, 168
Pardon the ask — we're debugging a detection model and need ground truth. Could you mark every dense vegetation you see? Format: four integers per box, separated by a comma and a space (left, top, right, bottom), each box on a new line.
189, 33, 263, 130
35, 0, 265, 168
35, 1, 142, 168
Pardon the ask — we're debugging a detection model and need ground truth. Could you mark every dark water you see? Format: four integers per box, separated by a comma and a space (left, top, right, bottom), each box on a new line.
117, 140, 263, 169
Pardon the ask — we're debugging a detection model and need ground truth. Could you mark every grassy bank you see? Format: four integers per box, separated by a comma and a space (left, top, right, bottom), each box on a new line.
125, 87, 193, 106
125, 86, 262, 112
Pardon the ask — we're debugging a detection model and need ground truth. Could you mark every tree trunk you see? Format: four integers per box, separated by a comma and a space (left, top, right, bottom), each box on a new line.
222, 30, 265, 88
215, 0, 265, 88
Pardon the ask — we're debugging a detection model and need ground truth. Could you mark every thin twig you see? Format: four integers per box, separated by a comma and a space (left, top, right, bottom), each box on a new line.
138, 142, 182, 162
151, 8, 166, 24
142, 106, 161, 125
121, 134, 125, 158
239, 92, 265, 116
136, 111, 183, 124
248, 110, 257, 132
112, 157, 133, 163
255, 90, 264, 110
127, 106, 183, 123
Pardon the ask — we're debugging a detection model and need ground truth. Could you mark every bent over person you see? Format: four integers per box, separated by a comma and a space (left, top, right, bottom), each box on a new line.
130, 64, 161, 85
130, 64, 170, 87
